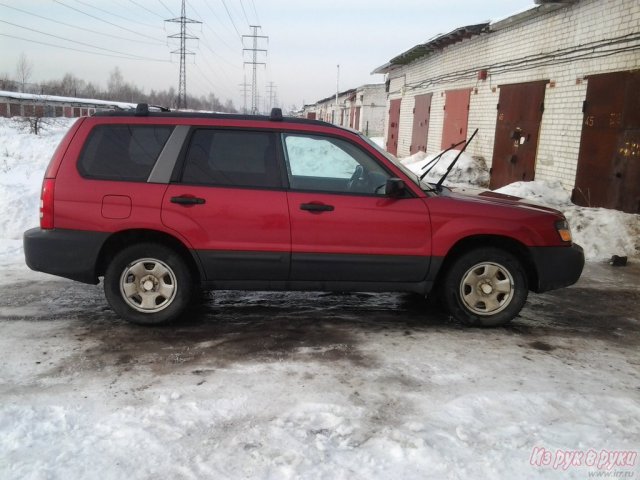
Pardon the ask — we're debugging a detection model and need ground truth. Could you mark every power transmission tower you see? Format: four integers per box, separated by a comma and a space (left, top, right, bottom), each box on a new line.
242, 25, 268, 115
239, 74, 251, 114
266, 81, 277, 111
166, 0, 201, 109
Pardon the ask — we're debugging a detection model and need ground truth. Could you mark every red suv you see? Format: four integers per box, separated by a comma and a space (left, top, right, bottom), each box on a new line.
24, 105, 584, 326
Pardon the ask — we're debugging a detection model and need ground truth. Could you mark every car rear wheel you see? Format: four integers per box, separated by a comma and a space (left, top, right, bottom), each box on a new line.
441, 247, 528, 327
104, 243, 193, 325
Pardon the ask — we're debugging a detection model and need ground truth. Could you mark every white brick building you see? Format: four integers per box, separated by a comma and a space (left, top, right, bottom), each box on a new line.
373, 0, 640, 213
353, 84, 387, 136
302, 84, 387, 136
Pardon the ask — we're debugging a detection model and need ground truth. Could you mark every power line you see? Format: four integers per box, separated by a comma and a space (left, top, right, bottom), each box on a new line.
201, 1, 242, 45
239, 0, 251, 26
53, 0, 166, 44
220, 0, 242, 38
157, 0, 175, 16
0, 3, 164, 46
250, 0, 260, 25
0, 19, 168, 61
185, 1, 238, 53
193, 29, 242, 70
0, 33, 165, 62
128, 0, 166, 20
70, 0, 164, 31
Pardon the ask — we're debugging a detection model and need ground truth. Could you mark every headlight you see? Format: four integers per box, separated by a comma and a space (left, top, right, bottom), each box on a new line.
555, 220, 572, 243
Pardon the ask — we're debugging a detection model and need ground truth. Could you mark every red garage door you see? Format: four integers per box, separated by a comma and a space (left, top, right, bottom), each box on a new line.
441, 89, 470, 149
410, 93, 432, 154
386, 98, 401, 156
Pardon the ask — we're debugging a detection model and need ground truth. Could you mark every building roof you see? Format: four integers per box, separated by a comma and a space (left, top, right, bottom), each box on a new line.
315, 88, 357, 106
372, 23, 489, 75
371, 1, 580, 75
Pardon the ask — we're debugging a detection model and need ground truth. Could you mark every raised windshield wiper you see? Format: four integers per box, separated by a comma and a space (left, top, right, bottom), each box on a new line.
418, 139, 466, 182
434, 128, 479, 192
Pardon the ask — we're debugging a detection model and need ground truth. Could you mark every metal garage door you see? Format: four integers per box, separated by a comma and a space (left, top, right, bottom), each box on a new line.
386, 98, 401, 156
410, 93, 432, 155
490, 81, 547, 189
441, 89, 470, 149
573, 71, 640, 213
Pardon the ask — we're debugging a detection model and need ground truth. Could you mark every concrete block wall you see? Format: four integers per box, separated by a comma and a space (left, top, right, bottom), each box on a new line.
357, 84, 386, 136
385, 0, 640, 189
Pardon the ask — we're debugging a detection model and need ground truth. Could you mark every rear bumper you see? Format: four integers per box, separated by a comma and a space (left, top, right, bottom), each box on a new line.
23, 228, 109, 284
529, 243, 585, 293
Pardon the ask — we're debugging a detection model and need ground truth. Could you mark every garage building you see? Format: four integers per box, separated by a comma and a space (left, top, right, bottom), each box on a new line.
373, 0, 640, 213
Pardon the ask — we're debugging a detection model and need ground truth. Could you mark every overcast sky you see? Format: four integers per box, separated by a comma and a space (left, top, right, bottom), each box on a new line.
0, 0, 534, 110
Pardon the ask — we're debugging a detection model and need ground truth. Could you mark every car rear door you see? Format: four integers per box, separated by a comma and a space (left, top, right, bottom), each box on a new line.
161, 128, 290, 281
282, 132, 431, 283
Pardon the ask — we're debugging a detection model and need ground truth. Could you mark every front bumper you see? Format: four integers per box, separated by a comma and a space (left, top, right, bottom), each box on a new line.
23, 228, 109, 284
528, 243, 585, 293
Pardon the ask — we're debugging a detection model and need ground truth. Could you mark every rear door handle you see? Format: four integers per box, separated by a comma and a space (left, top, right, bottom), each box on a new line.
300, 203, 334, 212
171, 196, 206, 205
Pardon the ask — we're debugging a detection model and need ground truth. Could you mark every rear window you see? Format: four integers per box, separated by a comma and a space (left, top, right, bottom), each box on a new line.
180, 129, 280, 188
78, 125, 173, 181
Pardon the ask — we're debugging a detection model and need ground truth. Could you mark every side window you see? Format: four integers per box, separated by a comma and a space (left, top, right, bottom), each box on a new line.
283, 134, 390, 194
78, 125, 173, 181
181, 130, 280, 188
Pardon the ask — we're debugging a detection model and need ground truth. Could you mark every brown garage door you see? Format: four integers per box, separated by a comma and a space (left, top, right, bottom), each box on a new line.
441, 89, 470, 149
386, 98, 401, 155
573, 71, 640, 213
354, 106, 361, 131
410, 93, 432, 155
490, 81, 547, 189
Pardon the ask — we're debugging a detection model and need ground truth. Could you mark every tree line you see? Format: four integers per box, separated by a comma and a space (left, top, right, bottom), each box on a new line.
1, 55, 237, 113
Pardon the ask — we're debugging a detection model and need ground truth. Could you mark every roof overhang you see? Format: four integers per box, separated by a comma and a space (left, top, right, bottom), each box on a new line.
371, 23, 489, 75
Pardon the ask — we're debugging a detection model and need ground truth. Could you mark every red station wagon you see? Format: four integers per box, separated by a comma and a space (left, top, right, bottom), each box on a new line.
24, 105, 584, 326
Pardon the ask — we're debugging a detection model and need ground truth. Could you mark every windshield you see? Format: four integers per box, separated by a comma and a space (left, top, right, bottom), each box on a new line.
357, 134, 435, 191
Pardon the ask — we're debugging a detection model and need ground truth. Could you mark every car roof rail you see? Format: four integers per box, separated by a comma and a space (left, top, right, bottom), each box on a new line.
270, 107, 283, 121
135, 103, 149, 116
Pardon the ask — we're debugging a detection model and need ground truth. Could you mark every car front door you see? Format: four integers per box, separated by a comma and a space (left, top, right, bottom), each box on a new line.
161, 128, 290, 281
282, 133, 431, 283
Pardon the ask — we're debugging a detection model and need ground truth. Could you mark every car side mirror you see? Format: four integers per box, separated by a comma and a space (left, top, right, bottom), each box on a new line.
385, 177, 406, 197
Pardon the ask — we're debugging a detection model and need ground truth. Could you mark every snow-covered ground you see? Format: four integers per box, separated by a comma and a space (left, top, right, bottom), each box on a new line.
1, 118, 639, 479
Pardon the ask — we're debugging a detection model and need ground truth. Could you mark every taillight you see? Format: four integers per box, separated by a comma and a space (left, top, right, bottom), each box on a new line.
40, 178, 55, 230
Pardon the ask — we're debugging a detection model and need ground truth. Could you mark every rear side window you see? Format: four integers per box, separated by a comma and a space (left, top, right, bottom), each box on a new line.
181, 129, 280, 188
78, 125, 173, 181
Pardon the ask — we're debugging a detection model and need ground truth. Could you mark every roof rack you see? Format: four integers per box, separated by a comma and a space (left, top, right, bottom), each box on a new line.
270, 107, 283, 121
135, 103, 171, 115
92, 104, 344, 129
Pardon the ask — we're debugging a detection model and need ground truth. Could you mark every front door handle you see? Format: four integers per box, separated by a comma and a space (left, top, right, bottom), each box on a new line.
171, 196, 206, 205
300, 203, 334, 212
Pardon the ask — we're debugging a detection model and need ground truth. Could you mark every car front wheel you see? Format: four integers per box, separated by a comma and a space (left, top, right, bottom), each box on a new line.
104, 243, 193, 325
441, 248, 528, 327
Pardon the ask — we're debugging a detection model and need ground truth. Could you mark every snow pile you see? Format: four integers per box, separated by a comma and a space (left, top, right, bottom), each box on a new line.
0, 118, 77, 240
495, 181, 640, 261
495, 179, 572, 208
402, 150, 490, 188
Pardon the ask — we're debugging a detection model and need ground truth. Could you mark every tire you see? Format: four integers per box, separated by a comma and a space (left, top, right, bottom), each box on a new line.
441, 247, 528, 327
104, 243, 194, 325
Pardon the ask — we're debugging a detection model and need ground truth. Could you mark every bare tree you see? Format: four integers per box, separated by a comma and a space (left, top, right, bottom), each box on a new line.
16, 53, 33, 93
107, 67, 124, 99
